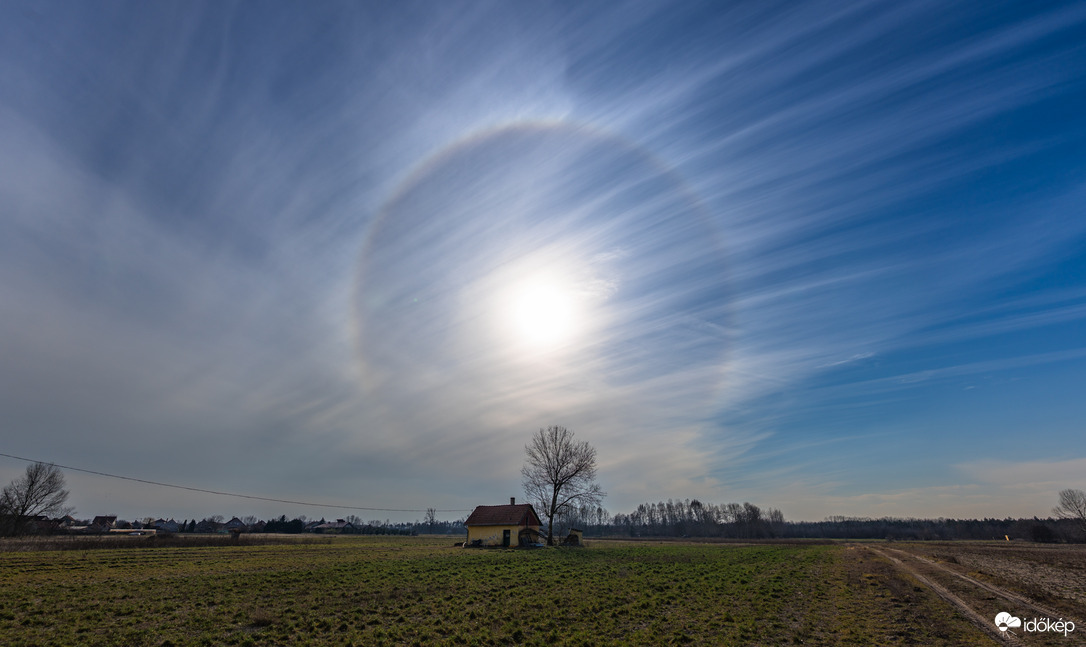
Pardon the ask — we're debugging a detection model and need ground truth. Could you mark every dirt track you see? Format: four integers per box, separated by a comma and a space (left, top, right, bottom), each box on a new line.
864, 544, 1084, 645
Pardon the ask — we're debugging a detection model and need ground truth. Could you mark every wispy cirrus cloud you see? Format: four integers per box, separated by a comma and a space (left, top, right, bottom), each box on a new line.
1, 1, 1085, 521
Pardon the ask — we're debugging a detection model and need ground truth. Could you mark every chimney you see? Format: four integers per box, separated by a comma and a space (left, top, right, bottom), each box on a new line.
510, 497, 516, 505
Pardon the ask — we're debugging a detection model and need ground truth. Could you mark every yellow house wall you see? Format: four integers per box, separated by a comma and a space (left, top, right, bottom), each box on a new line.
466, 524, 532, 547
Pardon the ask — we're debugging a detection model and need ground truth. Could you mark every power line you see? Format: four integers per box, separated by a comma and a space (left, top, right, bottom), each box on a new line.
0, 451, 470, 513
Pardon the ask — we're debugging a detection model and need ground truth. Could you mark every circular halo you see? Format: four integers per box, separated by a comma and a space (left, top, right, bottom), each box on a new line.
352, 120, 733, 426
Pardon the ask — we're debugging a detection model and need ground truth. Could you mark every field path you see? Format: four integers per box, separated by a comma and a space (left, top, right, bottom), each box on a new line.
866, 546, 1016, 644
885, 548, 1075, 622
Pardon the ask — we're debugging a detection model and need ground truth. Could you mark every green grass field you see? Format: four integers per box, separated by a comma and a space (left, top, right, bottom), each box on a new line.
0, 536, 992, 646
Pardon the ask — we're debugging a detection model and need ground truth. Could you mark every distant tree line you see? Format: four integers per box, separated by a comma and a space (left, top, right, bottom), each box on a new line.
542, 498, 1086, 543
556, 499, 786, 539
160, 506, 1082, 542
172, 514, 467, 536
29, 504, 1082, 543
5, 461, 1084, 542
781, 516, 1082, 542
254, 515, 466, 536
6, 512, 466, 537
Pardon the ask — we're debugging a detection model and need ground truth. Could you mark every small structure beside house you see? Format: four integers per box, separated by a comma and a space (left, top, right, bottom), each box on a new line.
519, 527, 545, 545
464, 498, 542, 547
561, 528, 584, 546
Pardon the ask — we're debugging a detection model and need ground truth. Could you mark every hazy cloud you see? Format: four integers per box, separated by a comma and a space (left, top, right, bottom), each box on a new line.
2, 1, 1085, 520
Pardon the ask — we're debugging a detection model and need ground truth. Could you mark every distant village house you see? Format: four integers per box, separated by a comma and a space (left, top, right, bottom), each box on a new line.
312, 519, 356, 533
91, 515, 117, 533
153, 518, 180, 533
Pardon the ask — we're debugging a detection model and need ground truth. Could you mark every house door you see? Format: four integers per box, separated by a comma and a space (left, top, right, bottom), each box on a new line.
502, 529, 510, 547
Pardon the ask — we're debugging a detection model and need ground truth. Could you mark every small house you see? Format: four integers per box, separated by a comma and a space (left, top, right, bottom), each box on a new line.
28, 515, 55, 534
313, 519, 356, 534
195, 519, 224, 534
91, 515, 117, 533
464, 498, 542, 547
153, 518, 180, 533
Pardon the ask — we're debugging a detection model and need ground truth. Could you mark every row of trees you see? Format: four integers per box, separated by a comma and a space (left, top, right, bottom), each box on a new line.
519, 427, 1086, 542
0, 463, 466, 537
607, 500, 785, 538
5, 434, 1086, 542
537, 502, 1086, 542
783, 515, 1084, 542
539, 499, 787, 539
520, 428, 786, 540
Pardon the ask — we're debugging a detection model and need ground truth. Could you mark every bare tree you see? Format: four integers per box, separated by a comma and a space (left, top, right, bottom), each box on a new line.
1054, 488, 1086, 535
521, 425, 605, 545
424, 507, 438, 533
0, 462, 71, 536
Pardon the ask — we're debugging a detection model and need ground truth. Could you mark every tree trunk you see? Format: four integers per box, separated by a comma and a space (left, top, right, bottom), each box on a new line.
548, 488, 559, 546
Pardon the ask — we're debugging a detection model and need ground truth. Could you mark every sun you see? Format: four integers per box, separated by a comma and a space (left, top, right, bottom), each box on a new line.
508, 275, 577, 351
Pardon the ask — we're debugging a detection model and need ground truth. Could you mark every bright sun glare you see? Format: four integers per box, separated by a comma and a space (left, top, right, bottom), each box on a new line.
509, 277, 577, 350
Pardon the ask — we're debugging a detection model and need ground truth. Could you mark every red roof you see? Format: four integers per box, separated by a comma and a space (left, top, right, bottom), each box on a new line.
465, 504, 542, 527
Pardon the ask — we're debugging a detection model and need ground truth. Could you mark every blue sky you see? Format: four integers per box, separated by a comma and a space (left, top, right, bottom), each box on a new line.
1, 1, 1085, 522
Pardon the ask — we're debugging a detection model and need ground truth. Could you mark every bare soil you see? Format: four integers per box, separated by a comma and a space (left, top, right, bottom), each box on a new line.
863, 542, 1086, 646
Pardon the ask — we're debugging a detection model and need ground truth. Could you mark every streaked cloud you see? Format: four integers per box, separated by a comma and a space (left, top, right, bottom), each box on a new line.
1, 1, 1085, 520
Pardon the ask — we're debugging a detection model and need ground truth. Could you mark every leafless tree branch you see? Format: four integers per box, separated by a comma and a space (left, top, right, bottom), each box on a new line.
0, 462, 71, 536
1053, 488, 1086, 536
521, 425, 605, 545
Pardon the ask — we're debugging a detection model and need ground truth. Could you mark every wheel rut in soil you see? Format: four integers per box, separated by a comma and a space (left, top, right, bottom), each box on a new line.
866, 546, 1013, 644
868, 545, 1086, 645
